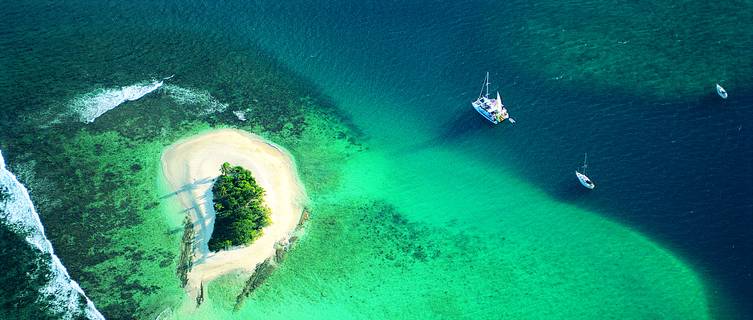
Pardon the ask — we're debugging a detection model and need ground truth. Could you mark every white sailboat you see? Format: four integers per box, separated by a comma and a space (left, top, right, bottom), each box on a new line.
716, 84, 728, 99
471, 72, 515, 124
575, 153, 595, 189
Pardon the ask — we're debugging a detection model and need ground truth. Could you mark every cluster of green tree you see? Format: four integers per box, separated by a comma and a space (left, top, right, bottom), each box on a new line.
208, 163, 271, 252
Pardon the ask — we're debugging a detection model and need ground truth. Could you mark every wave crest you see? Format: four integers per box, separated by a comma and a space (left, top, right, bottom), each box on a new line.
0, 150, 104, 320
71, 80, 164, 123
67, 79, 229, 124
163, 84, 228, 115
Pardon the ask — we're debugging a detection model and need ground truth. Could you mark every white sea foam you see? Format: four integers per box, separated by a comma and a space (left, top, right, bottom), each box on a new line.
0, 150, 105, 320
72, 80, 164, 123
233, 110, 247, 121
66, 79, 229, 125
163, 84, 228, 115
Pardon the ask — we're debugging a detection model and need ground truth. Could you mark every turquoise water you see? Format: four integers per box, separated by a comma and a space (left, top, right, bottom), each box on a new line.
1, 1, 751, 319
244, 1, 752, 315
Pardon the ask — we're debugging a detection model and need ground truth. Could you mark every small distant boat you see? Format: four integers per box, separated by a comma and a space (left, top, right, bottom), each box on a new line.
716, 84, 728, 99
575, 153, 595, 190
471, 72, 515, 124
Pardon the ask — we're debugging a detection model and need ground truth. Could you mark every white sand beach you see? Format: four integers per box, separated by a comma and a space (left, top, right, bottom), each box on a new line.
161, 128, 305, 295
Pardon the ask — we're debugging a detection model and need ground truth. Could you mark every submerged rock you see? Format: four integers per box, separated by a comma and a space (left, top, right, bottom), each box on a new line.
298, 209, 310, 226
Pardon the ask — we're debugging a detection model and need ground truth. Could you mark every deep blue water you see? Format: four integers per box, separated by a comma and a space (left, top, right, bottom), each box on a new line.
1, 0, 752, 318
236, 1, 753, 316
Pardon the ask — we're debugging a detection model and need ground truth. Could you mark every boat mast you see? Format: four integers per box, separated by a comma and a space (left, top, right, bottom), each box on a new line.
478, 72, 490, 99
485, 72, 490, 98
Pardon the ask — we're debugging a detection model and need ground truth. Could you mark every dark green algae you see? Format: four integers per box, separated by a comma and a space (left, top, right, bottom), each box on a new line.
0, 39, 362, 318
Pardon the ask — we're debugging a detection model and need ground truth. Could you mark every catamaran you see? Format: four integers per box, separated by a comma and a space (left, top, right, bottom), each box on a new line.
575, 153, 595, 189
716, 84, 728, 99
472, 72, 515, 124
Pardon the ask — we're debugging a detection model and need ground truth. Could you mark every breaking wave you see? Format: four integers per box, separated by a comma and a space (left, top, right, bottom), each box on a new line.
163, 84, 228, 115
0, 150, 105, 320
71, 79, 165, 123
68, 78, 228, 124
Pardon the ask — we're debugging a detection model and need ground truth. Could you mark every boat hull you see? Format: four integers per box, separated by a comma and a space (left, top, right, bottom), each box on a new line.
716, 84, 728, 99
575, 171, 595, 189
472, 104, 499, 124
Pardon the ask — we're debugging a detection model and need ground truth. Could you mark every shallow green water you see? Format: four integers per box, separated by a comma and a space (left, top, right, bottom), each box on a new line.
163, 135, 710, 319
2, 0, 751, 319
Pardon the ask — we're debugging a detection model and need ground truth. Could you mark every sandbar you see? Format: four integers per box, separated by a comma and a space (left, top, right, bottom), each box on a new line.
161, 128, 305, 294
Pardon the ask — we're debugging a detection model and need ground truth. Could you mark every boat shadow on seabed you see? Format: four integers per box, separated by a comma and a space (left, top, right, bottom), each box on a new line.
391, 108, 497, 156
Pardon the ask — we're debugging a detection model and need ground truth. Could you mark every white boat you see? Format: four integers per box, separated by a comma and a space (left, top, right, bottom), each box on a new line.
716, 84, 728, 99
575, 153, 595, 189
471, 72, 515, 124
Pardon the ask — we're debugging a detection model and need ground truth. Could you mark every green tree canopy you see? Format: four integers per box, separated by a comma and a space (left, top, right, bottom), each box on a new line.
208, 162, 271, 251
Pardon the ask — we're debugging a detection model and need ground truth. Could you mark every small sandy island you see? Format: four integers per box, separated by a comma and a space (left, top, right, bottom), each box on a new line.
161, 128, 305, 295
